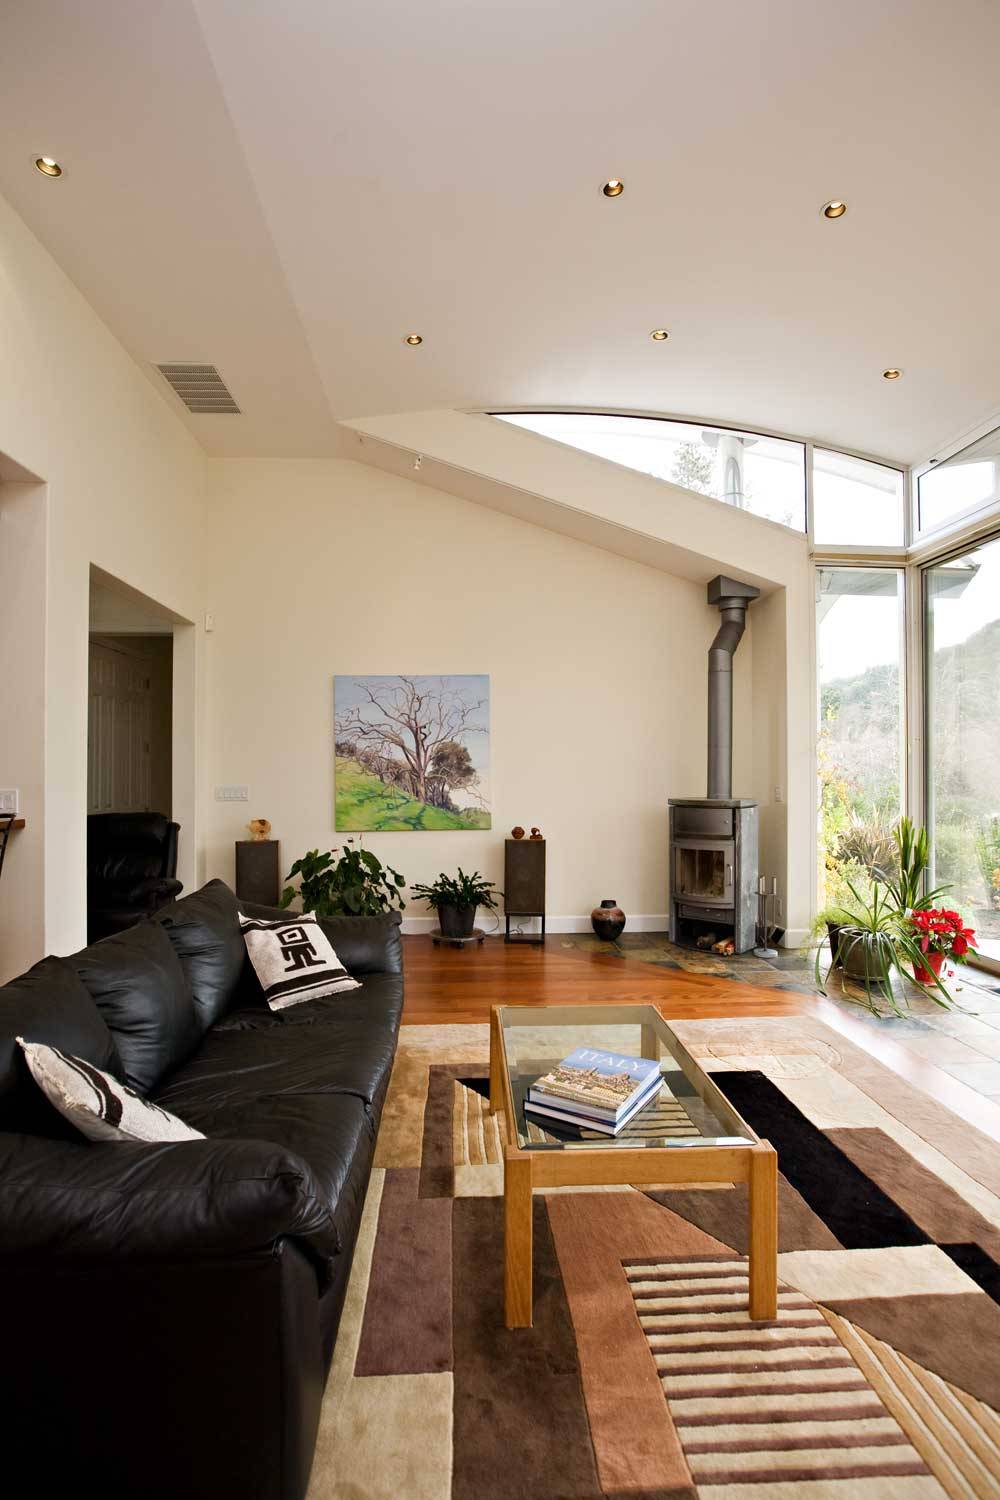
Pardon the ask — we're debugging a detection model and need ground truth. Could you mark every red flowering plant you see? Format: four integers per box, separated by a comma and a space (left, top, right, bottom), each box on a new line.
905, 906, 977, 984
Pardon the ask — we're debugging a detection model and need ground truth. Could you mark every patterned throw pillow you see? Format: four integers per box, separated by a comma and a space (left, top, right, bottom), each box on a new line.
239, 911, 362, 1011
17, 1038, 204, 1143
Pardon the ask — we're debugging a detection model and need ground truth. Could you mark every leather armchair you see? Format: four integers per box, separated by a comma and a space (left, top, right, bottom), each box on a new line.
87, 812, 182, 943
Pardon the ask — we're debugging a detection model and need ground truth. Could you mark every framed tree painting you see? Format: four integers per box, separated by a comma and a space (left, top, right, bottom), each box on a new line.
334, 675, 491, 831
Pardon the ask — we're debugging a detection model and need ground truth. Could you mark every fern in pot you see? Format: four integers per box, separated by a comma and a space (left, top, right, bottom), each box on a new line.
411, 868, 501, 939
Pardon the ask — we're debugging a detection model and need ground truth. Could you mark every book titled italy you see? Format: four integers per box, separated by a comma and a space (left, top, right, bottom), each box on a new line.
527, 1046, 662, 1123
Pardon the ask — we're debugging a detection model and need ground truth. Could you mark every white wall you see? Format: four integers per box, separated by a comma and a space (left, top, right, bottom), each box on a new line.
345, 411, 814, 941
203, 458, 757, 928
0, 188, 207, 973
0, 480, 47, 976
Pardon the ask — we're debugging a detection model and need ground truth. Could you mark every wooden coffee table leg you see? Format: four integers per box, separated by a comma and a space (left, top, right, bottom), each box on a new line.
748, 1143, 778, 1320
504, 1148, 533, 1328
489, 1008, 503, 1114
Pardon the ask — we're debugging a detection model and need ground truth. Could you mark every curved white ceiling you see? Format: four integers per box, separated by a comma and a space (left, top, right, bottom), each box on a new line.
1, 0, 998, 463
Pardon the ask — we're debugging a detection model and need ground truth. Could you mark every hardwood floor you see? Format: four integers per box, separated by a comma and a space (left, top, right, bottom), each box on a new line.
402, 935, 808, 1023
401, 934, 1000, 1145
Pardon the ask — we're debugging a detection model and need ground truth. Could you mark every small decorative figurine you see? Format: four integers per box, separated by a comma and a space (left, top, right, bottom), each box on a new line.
511, 826, 525, 840
529, 826, 543, 840
247, 818, 272, 842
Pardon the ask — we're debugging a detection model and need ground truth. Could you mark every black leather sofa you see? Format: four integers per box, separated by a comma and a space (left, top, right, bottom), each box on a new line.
0, 879, 403, 1500
87, 810, 183, 942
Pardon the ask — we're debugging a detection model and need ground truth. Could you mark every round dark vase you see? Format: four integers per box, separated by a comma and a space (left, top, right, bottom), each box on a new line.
591, 899, 626, 942
438, 902, 477, 939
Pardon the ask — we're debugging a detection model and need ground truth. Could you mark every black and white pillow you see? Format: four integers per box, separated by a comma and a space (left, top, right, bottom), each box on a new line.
17, 1038, 204, 1143
239, 911, 362, 1011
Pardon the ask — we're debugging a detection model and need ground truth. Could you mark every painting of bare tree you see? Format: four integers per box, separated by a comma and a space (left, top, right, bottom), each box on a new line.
334, 675, 491, 831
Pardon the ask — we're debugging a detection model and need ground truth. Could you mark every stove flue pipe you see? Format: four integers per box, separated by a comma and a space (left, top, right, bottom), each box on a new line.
706, 574, 760, 801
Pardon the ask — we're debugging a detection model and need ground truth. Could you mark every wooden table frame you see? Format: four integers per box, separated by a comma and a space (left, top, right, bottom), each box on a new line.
489, 1004, 778, 1329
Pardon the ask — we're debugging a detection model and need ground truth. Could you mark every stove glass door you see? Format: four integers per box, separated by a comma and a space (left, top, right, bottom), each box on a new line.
674, 839, 735, 905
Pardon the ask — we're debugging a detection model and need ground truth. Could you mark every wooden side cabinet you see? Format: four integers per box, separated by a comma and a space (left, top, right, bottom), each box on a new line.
235, 840, 281, 907
504, 838, 545, 944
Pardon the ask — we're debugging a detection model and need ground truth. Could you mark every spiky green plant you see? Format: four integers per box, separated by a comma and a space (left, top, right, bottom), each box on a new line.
814, 875, 954, 1016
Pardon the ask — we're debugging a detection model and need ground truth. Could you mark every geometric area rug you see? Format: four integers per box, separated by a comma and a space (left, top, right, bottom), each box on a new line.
306, 1018, 1000, 1499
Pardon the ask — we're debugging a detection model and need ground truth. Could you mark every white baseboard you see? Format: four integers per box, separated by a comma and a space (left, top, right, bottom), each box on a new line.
781, 928, 810, 949
400, 913, 671, 936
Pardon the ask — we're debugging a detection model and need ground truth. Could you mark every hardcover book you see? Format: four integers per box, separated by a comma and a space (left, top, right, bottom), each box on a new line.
528, 1046, 661, 1120
524, 1078, 664, 1136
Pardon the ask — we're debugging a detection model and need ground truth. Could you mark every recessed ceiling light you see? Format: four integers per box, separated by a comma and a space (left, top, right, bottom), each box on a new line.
882, 367, 903, 380
404, 333, 423, 346
821, 199, 847, 218
602, 178, 624, 197
34, 156, 63, 178
650, 328, 669, 341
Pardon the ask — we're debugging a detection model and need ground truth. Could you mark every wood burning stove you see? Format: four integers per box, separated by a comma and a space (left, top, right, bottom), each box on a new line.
669, 798, 758, 953
669, 575, 761, 954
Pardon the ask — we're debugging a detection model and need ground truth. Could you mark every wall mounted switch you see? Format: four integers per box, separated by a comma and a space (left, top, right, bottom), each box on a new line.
214, 785, 249, 802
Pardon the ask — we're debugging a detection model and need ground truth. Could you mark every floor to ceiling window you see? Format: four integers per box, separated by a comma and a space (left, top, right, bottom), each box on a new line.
816, 568, 905, 911
925, 535, 1000, 966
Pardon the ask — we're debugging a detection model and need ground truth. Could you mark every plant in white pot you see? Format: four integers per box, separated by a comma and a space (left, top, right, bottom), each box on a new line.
411, 868, 501, 939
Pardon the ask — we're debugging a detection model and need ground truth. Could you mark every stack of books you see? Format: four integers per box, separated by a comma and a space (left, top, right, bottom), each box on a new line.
524, 1045, 663, 1136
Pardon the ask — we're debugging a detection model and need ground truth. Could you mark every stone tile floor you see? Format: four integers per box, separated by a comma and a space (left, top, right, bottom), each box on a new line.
560, 930, 1000, 1106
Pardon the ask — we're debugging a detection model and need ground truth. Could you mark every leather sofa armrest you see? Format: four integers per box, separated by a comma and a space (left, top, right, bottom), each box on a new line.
122, 875, 183, 906
239, 899, 403, 975
0, 1134, 340, 1276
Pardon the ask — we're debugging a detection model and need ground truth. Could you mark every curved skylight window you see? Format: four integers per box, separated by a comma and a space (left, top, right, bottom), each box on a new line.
813, 449, 904, 546
495, 412, 806, 532
918, 423, 1000, 535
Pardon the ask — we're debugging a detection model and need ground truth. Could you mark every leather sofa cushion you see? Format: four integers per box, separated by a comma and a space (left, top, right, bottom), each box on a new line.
0, 957, 123, 1138
145, 1091, 375, 1258
154, 1002, 398, 1120
156, 879, 246, 1033
72, 921, 199, 1094
217, 971, 404, 1036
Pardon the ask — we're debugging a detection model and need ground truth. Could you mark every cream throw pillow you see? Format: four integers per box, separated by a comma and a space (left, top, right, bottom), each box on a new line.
17, 1038, 204, 1143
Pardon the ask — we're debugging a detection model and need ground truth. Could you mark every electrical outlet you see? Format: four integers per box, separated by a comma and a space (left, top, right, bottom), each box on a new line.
0, 789, 19, 815
214, 785, 249, 802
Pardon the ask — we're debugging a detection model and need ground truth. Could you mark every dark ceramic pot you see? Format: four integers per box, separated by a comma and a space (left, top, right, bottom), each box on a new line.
826, 922, 844, 967
438, 903, 477, 939
839, 928, 892, 984
591, 899, 626, 942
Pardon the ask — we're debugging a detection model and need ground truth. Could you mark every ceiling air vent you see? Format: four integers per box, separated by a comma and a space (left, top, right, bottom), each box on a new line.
156, 363, 240, 414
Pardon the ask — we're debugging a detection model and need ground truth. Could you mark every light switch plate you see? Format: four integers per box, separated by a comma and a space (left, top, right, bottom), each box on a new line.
214, 785, 249, 802
0, 789, 19, 815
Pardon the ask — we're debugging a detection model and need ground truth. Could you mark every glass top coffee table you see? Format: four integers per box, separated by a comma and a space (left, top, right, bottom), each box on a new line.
489, 1003, 777, 1328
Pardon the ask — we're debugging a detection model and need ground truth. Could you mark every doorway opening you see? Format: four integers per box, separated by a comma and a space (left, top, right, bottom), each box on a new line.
88, 635, 173, 816
87, 567, 194, 944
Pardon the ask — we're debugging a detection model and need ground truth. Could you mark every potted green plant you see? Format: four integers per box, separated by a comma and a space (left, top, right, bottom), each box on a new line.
279, 839, 405, 917
410, 868, 500, 939
816, 877, 953, 1015
811, 903, 858, 968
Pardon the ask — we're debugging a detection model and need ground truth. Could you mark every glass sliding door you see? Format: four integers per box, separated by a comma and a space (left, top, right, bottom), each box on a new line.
816, 568, 905, 910
925, 535, 1000, 967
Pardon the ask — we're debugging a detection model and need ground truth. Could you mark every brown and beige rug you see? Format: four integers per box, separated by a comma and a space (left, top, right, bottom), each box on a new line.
307, 1018, 1000, 1500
